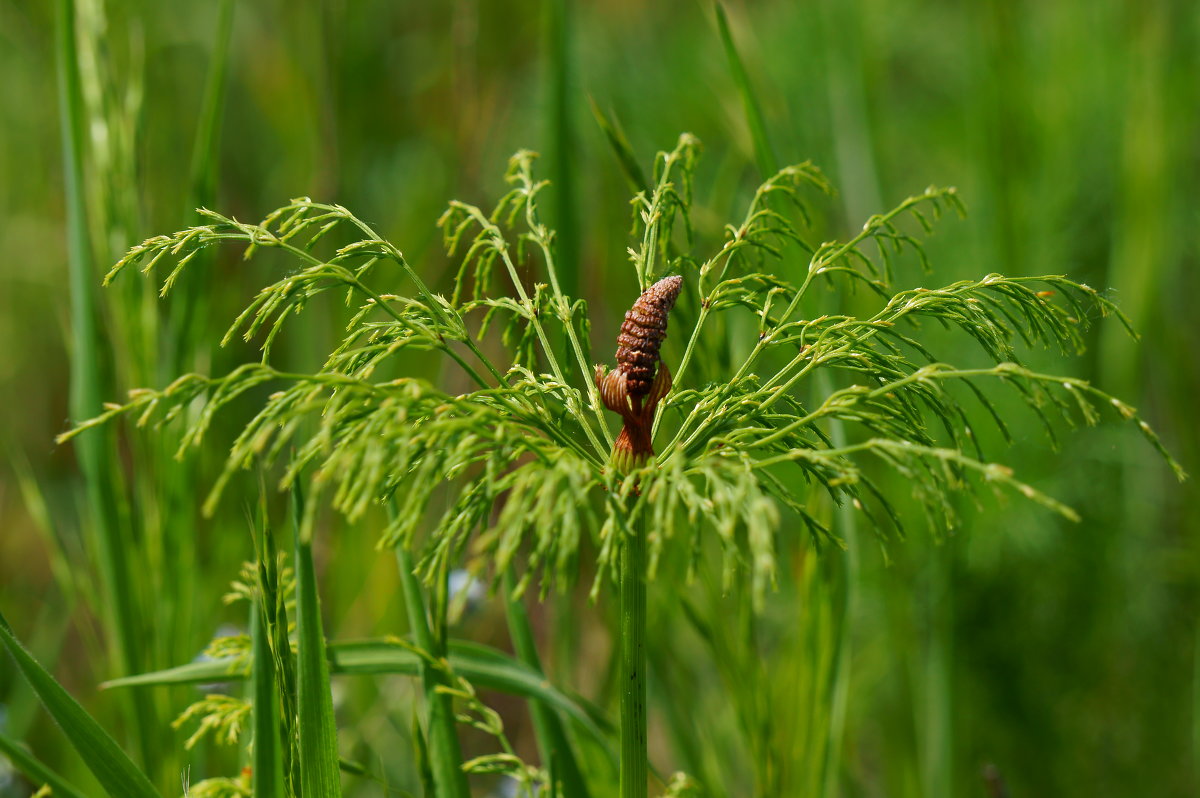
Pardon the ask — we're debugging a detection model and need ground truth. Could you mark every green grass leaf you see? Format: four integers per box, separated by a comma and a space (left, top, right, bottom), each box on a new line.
543, 0, 579, 300
187, 0, 234, 215
293, 486, 342, 796
251, 600, 285, 798
588, 95, 649, 196
102, 638, 614, 747
0, 732, 89, 798
397, 546, 471, 798
0, 612, 161, 798
715, 2, 778, 177
503, 569, 594, 798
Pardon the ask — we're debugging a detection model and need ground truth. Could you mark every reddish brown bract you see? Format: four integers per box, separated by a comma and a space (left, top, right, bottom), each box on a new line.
615, 275, 683, 397
595, 276, 682, 469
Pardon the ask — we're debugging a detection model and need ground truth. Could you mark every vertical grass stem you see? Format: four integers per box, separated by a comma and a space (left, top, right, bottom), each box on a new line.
396, 544, 470, 798
56, 0, 156, 772
619, 505, 649, 798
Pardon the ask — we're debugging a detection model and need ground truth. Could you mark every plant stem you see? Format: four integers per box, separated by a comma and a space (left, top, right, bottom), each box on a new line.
396, 546, 470, 798
819, 369, 858, 798
292, 486, 342, 796
543, 0, 578, 302
502, 569, 592, 798
619, 504, 649, 798
57, 0, 157, 774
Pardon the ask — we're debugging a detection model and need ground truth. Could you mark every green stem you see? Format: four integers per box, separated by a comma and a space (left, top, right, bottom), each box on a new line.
450, 202, 611, 456
619, 505, 649, 798
275, 238, 501, 391
57, 0, 157, 773
396, 546, 470, 798
292, 488, 342, 796
544, 0, 578, 301
503, 569, 592, 798
250, 562, 284, 797
819, 371, 858, 798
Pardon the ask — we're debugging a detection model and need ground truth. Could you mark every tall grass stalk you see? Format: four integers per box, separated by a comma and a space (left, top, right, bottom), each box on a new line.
397, 543, 469, 798
717, 5, 860, 793
250, 593, 285, 797
814, 1, 882, 792
921, 543, 953, 798
293, 486, 343, 796
171, 0, 234, 377
187, 0, 234, 219
618, 508, 649, 798
503, 569, 593, 797
56, 0, 155, 771
715, 4, 777, 180
544, 0, 579, 300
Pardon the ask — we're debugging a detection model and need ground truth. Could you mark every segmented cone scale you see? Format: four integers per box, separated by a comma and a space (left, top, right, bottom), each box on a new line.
596, 276, 682, 467
615, 275, 682, 397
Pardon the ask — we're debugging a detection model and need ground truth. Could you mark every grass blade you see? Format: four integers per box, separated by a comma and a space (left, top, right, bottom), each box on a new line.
503, 569, 594, 798
249, 484, 286, 797
57, 0, 152, 766
544, 0, 579, 299
251, 598, 284, 798
258, 497, 300, 794
587, 95, 649, 195
337, 640, 613, 737
713, 6, 864, 795
619, 505, 649, 798
715, 2, 778, 176
102, 658, 250, 687
187, 0, 234, 214
102, 639, 614, 745
292, 486, 342, 796
0, 612, 161, 798
0, 732, 89, 798
396, 546, 470, 798
168, 0, 236, 376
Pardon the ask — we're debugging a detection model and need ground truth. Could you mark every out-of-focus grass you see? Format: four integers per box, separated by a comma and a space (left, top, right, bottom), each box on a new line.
0, 1, 1195, 796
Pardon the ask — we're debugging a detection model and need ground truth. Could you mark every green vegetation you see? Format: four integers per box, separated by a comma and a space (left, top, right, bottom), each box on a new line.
1, 2, 1195, 797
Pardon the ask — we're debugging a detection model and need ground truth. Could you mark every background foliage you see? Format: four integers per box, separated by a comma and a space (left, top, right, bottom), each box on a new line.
0, 1, 1196, 796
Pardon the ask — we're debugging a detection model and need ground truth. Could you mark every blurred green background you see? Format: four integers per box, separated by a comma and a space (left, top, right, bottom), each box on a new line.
0, 1, 1196, 796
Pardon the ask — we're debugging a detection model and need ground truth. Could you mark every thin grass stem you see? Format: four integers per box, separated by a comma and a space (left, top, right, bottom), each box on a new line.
57, 0, 157, 773
396, 544, 470, 798
619, 503, 649, 798
503, 569, 593, 798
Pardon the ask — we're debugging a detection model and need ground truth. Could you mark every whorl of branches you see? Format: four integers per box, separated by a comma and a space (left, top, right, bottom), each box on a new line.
61, 134, 1184, 604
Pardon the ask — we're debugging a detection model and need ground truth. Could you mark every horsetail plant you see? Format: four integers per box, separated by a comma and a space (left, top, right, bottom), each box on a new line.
60, 133, 1184, 797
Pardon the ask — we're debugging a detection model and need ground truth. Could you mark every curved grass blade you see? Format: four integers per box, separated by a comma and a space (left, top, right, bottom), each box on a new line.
342, 639, 614, 744
0, 612, 161, 798
293, 486, 342, 796
102, 656, 251, 687
0, 732, 89, 798
103, 639, 613, 745
104, 640, 616, 747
